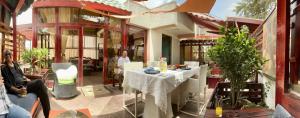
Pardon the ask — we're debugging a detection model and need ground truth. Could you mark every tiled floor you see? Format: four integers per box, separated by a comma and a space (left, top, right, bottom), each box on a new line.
37, 71, 213, 118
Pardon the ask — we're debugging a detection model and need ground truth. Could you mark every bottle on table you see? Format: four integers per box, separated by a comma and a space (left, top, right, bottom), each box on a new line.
160, 57, 167, 72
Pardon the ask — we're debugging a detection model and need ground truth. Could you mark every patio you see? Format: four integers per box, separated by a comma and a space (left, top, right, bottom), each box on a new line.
0, 0, 298, 118
36, 74, 215, 117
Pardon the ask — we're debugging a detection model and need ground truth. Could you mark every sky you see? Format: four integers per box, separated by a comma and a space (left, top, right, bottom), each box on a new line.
16, 0, 241, 25
210, 0, 242, 19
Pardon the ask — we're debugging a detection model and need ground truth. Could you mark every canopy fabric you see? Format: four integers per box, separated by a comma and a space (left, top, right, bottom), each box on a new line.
173, 0, 216, 13
110, 0, 216, 19
7, 0, 34, 15
86, 0, 127, 10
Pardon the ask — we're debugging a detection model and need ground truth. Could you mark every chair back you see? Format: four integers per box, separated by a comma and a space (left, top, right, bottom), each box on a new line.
122, 62, 143, 93
52, 63, 73, 72
273, 104, 294, 118
123, 62, 143, 77
184, 61, 199, 67
199, 64, 208, 93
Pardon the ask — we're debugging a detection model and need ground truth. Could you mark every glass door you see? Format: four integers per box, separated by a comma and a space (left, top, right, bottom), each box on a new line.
60, 27, 83, 85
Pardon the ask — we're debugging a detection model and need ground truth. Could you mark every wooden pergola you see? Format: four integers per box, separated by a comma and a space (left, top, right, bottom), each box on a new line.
31, 0, 131, 85
0, 0, 33, 61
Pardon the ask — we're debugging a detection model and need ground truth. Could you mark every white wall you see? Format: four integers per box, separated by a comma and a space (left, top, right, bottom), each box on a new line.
258, 73, 276, 109
128, 1, 192, 30
128, 1, 191, 65
148, 29, 180, 64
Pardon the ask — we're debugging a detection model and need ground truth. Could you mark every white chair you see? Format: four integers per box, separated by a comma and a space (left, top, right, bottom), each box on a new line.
180, 64, 208, 116
122, 62, 144, 118
184, 61, 200, 68
51, 63, 79, 99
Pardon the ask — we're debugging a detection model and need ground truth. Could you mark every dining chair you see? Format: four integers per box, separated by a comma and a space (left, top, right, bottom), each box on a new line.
122, 62, 144, 118
184, 61, 200, 67
180, 64, 208, 116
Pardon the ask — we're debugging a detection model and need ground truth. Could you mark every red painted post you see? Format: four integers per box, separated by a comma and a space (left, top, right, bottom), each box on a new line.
78, 27, 84, 86
276, 0, 290, 105
12, 12, 17, 61
55, 8, 61, 63
122, 19, 127, 49
32, 8, 37, 48
102, 17, 109, 84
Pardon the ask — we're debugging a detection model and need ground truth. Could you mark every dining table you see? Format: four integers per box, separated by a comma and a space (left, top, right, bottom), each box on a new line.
123, 67, 200, 118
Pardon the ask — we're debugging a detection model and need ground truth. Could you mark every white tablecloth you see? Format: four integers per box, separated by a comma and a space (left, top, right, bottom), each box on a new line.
123, 67, 200, 118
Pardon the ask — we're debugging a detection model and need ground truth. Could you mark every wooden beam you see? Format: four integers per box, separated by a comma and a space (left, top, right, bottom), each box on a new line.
33, 1, 82, 8
122, 19, 127, 49
178, 34, 222, 39
276, 0, 290, 105
103, 17, 109, 84
12, 12, 17, 61
32, 8, 37, 48
0, 0, 11, 12
15, 0, 25, 14
0, 22, 12, 31
78, 27, 83, 86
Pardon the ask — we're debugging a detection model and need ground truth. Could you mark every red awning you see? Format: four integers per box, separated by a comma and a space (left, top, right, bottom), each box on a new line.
174, 0, 216, 13
33, 0, 131, 16
81, 1, 131, 15
187, 13, 224, 31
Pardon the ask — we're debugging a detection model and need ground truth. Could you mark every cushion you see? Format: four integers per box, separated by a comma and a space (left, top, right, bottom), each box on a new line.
7, 93, 37, 112
56, 65, 77, 85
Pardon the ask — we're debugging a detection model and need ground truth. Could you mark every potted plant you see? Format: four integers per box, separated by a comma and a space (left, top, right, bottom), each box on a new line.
21, 48, 48, 73
207, 26, 265, 109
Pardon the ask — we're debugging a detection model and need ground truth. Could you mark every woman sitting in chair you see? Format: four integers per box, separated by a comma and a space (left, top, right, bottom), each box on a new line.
1, 50, 51, 118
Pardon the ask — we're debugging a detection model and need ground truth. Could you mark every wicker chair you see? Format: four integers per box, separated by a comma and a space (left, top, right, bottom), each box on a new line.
51, 63, 79, 99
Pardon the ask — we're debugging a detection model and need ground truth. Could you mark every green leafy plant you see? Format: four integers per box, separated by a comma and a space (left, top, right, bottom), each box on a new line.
208, 26, 265, 108
21, 48, 48, 70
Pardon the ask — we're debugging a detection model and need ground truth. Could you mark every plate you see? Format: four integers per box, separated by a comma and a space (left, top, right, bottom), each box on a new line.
181, 67, 191, 70
144, 70, 160, 74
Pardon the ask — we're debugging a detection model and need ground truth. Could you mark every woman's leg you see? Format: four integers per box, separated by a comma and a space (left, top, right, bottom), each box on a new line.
6, 104, 31, 118
27, 79, 50, 118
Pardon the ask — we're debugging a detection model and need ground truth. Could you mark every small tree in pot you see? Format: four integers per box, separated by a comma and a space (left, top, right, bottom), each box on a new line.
208, 26, 265, 108
21, 48, 48, 73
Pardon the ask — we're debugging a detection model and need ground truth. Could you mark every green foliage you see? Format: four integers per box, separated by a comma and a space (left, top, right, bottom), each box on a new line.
234, 0, 276, 19
21, 48, 48, 69
208, 26, 265, 108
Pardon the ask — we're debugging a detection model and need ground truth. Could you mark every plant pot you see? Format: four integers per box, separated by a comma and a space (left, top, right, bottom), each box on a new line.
206, 82, 264, 110
207, 76, 224, 88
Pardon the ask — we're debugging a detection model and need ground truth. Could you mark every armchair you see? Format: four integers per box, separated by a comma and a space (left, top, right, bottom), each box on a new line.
51, 63, 79, 99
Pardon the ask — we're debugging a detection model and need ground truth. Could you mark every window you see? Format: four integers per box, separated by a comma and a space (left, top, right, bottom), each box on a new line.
59, 8, 79, 23
37, 8, 55, 23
